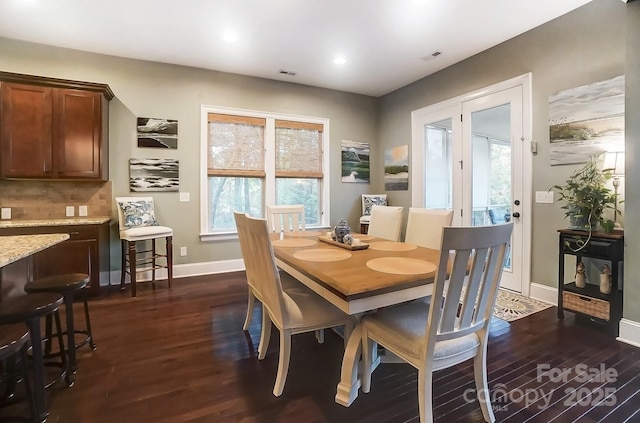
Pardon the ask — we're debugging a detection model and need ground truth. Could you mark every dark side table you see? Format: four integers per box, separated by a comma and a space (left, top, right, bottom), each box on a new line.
557, 229, 624, 335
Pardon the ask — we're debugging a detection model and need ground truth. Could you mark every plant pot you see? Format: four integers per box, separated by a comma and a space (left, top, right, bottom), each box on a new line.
568, 214, 597, 230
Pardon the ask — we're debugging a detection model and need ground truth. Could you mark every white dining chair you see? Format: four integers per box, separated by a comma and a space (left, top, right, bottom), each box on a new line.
234, 212, 355, 396
360, 223, 513, 423
243, 204, 309, 334
266, 204, 305, 233
367, 205, 404, 241
404, 208, 454, 249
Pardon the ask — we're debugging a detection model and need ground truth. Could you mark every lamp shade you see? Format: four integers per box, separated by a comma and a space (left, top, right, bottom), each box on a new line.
603, 151, 625, 176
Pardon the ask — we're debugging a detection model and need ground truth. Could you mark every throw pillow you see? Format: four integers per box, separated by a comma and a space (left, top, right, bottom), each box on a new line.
119, 200, 159, 229
362, 195, 387, 216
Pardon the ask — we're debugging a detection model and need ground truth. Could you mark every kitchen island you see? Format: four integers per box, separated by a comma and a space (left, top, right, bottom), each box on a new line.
0, 233, 70, 298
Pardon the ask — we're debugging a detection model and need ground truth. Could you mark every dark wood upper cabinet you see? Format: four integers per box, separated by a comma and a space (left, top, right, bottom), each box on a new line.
0, 72, 113, 181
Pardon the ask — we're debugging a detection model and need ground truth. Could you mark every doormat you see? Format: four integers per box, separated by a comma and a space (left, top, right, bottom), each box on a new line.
493, 289, 552, 322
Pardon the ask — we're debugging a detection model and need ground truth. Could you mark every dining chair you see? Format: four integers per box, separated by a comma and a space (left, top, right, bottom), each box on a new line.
360, 223, 513, 423
243, 204, 308, 333
234, 212, 355, 396
367, 205, 404, 241
115, 196, 173, 297
404, 208, 454, 249
266, 204, 305, 233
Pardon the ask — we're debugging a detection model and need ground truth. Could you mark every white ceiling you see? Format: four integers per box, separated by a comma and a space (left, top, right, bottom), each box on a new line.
0, 0, 592, 97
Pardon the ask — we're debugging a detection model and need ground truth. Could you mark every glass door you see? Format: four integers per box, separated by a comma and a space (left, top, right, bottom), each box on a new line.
412, 80, 529, 293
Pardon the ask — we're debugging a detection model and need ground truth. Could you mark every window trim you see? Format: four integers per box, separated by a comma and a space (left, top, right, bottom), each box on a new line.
200, 105, 330, 241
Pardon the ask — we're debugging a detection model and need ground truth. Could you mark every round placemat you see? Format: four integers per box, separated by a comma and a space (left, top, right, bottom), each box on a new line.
285, 231, 322, 237
353, 233, 376, 241
272, 238, 317, 248
293, 249, 352, 262
366, 257, 436, 275
368, 241, 417, 252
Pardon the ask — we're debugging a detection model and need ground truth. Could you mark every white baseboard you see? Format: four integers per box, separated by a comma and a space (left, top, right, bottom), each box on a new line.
108, 259, 245, 285
618, 319, 640, 347
528, 282, 557, 306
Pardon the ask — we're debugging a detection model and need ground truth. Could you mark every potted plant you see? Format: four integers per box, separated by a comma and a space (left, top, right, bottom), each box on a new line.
551, 157, 618, 231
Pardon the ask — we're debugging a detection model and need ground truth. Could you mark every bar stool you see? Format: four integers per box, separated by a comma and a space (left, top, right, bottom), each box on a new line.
24, 274, 96, 374
0, 293, 68, 423
0, 323, 36, 423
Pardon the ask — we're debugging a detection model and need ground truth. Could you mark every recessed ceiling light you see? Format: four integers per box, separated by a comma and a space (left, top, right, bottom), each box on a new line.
333, 55, 347, 65
222, 32, 238, 43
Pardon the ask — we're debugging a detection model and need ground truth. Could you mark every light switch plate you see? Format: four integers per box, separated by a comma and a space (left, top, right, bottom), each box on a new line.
1, 208, 11, 220
79, 205, 88, 217
66, 206, 75, 217
179, 192, 190, 202
535, 191, 554, 204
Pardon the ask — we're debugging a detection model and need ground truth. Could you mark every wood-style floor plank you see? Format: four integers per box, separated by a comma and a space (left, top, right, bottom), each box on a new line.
1, 272, 639, 423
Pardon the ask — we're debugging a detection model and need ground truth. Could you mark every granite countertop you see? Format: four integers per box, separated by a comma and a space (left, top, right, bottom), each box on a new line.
0, 217, 112, 229
0, 233, 70, 268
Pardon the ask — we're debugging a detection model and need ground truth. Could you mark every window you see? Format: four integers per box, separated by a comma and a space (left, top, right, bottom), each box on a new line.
201, 107, 329, 238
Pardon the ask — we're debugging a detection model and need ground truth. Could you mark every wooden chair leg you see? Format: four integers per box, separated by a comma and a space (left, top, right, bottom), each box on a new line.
273, 329, 292, 397
128, 241, 137, 297
258, 306, 271, 360
166, 236, 173, 289
120, 240, 127, 291
243, 288, 256, 331
151, 239, 157, 289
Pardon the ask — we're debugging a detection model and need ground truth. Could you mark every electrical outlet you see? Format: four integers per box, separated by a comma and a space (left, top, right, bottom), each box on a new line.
78, 205, 88, 217
65, 206, 75, 217
1, 208, 11, 220
180, 246, 187, 256
179, 192, 190, 202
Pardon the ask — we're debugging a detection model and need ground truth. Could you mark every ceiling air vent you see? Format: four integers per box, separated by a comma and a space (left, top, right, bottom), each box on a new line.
279, 69, 297, 76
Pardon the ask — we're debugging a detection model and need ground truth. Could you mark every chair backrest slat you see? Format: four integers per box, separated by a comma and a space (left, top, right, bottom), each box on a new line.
423, 223, 513, 358
266, 205, 305, 233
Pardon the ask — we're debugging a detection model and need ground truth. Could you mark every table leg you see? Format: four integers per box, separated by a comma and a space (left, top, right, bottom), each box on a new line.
335, 324, 381, 407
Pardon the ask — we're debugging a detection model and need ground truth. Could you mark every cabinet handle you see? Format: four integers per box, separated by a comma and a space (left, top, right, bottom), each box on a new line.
578, 296, 592, 302
69, 231, 80, 235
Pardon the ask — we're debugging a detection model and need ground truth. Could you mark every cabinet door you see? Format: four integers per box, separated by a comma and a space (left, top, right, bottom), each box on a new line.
0, 82, 53, 178
33, 239, 98, 294
53, 89, 103, 179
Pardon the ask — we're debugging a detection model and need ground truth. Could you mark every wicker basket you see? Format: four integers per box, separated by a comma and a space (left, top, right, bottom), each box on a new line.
563, 291, 610, 321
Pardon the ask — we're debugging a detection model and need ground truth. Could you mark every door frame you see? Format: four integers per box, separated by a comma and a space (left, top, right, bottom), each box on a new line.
411, 73, 532, 296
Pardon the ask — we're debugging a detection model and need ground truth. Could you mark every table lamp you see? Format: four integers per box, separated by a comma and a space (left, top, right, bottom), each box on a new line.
603, 151, 625, 227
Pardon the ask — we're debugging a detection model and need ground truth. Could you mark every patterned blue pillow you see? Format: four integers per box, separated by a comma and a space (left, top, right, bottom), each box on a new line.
362, 195, 387, 216
119, 200, 158, 229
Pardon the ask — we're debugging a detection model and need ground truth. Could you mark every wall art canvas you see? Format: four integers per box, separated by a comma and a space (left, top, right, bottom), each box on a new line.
549, 75, 624, 166
341, 140, 370, 183
137, 117, 178, 149
384, 145, 409, 191
129, 158, 179, 192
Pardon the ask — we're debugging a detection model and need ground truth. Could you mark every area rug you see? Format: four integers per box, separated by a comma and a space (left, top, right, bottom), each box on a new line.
493, 289, 552, 322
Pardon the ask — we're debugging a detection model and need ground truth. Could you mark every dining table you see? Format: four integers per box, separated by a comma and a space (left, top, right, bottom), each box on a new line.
270, 230, 440, 407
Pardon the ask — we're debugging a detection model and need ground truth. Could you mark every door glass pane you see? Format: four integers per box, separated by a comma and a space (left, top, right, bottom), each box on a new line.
424, 119, 453, 209
471, 104, 512, 268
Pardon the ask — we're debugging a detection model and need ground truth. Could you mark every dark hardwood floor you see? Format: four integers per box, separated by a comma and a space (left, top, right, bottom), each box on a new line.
2, 272, 639, 423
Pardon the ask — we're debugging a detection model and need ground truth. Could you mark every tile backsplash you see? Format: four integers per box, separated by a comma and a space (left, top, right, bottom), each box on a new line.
0, 180, 112, 219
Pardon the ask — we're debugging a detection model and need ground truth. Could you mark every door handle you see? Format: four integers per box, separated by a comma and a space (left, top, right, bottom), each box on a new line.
512, 212, 521, 218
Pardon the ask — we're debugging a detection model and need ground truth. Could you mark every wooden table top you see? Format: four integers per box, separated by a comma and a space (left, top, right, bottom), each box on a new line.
271, 232, 439, 303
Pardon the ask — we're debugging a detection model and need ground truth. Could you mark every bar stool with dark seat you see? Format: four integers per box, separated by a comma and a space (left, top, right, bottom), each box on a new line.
0, 293, 68, 423
24, 273, 96, 374
0, 323, 36, 422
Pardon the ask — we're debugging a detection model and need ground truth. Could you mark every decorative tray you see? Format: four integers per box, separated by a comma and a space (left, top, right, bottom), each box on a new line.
317, 235, 369, 250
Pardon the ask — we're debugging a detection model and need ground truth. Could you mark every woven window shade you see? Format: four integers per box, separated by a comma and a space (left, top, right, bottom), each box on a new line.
275, 120, 323, 178
208, 113, 266, 177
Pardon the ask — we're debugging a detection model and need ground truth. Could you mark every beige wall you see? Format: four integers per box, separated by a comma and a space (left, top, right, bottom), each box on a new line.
377, 0, 627, 290
0, 37, 379, 269
624, 1, 640, 322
